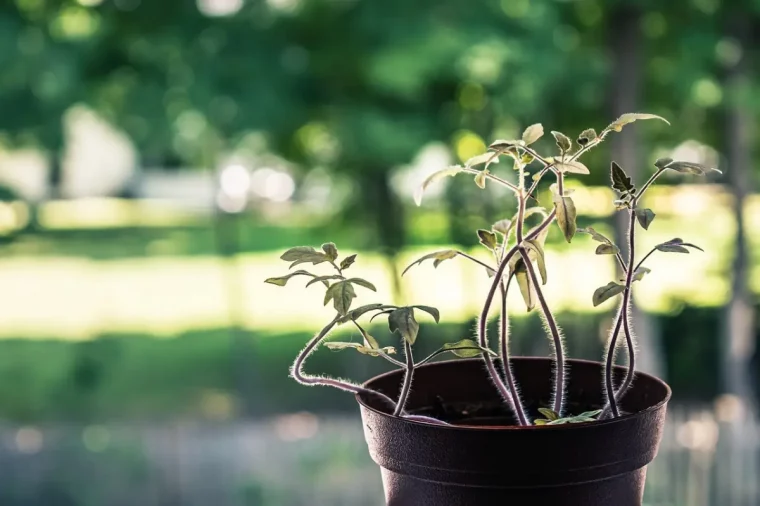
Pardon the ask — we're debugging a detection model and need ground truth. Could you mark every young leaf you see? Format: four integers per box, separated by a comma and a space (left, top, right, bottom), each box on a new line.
265, 270, 322, 287
474, 170, 488, 189
415, 166, 464, 206
654, 157, 673, 170
555, 160, 590, 175
534, 419, 549, 425
655, 238, 704, 253
343, 303, 389, 322
346, 278, 377, 292
610, 162, 635, 194
577, 128, 597, 146
514, 260, 537, 312
579, 410, 603, 418
551, 131, 572, 153
321, 243, 339, 261
493, 218, 512, 236
552, 193, 577, 243
595, 243, 620, 255
477, 229, 498, 250
606, 113, 670, 133
465, 152, 500, 169
324, 341, 396, 357
631, 266, 651, 282
280, 246, 330, 268
413, 305, 440, 323
305, 274, 344, 287
402, 250, 459, 275
659, 160, 721, 175
524, 239, 547, 285
538, 408, 559, 421
635, 208, 656, 230
340, 254, 357, 271
578, 227, 613, 244
592, 281, 625, 307
324, 281, 357, 315
441, 339, 494, 358
388, 307, 420, 345
522, 123, 544, 145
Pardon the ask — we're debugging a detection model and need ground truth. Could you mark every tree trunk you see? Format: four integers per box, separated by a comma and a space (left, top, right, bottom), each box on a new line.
720, 16, 756, 405
607, 5, 665, 378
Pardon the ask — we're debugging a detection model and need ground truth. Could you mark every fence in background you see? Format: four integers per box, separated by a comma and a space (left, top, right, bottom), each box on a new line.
0, 404, 756, 506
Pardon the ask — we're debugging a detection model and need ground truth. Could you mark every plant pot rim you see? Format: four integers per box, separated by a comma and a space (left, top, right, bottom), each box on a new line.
356, 356, 671, 431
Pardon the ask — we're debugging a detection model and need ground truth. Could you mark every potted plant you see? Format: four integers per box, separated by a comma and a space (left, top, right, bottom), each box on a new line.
264, 113, 719, 505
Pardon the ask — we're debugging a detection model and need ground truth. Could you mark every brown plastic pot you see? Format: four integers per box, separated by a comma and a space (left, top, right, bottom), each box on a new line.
356, 357, 670, 506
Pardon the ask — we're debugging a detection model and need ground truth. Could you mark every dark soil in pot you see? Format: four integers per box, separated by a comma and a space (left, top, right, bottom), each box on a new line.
356, 357, 671, 506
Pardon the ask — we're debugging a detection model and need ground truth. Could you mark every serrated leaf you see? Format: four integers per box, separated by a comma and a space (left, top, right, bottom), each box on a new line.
577, 128, 598, 146
524, 239, 547, 285
592, 281, 625, 307
324, 281, 357, 315
321, 243, 338, 261
635, 208, 656, 230
578, 227, 613, 244
465, 152, 500, 169
660, 160, 721, 175
324, 341, 396, 357
551, 131, 572, 153
538, 408, 559, 421
264, 270, 321, 287
402, 250, 459, 275
553, 193, 577, 243
388, 307, 420, 345
522, 123, 544, 145
340, 254, 357, 270
477, 229, 498, 250
305, 274, 344, 287
555, 160, 590, 175
280, 246, 331, 268
441, 339, 492, 358
631, 266, 651, 282
610, 162, 635, 194
514, 260, 537, 312
493, 218, 512, 235
474, 170, 488, 189
595, 243, 620, 255
415, 166, 464, 206
413, 305, 440, 323
606, 112, 670, 133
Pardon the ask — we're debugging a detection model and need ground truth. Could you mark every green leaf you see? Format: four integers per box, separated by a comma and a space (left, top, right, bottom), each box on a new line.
655, 238, 704, 254
577, 128, 597, 146
341, 303, 389, 323
659, 160, 721, 175
321, 243, 338, 261
538, 408, 559, 421
324, 281, 357, 315
579, 410, 603, 418
340, 254, 357, 271
280, 246, 331, 268
264, 270, 321, 287
415, 166, 464, 206
489, 139, 524, 152
413, 305, 440, 323
493, 218, 511, 236
474, 170, 488, 189
514, 260, 537, 312
592, 282, 625, 307
577, 227, 613, 244
635, 208, 656, 230
305, 274, 344, 287
610, 162, 635, 194
524, 206, 550, 221
522, 123, 544, 145
534, 419, 549, 425
388, 307, 420, 345
465, 152, 500, 169
441, 339, 494, 358
477, 229, 498, 250
524, 239, 547, 285
553, 192, 577, 243
346, 278, 377, 292
551, 131, 572, 153
595, 243, 620, 255
654, 157, 673, 170
606, 112, 670, 133
631, 266, 651, 282
323, 341, 396, 357
402, 250, 459, 275
555, 160, 590, 175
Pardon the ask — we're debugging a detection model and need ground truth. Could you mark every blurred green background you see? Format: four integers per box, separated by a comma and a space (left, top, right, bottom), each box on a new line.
0, 0, 757, 504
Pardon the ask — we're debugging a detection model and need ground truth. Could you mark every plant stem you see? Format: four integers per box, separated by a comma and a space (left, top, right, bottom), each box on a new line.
292, 315, 398, 410
499, 276, 528, 425
461, 167, 519, 192
352, 320, 405, 367
455, 251, 496, 274
602, 307, 625, 418
636, 169, 664, 200
633, 248, 656, 274
518, 245, 566, 415
393, 340, 415, 416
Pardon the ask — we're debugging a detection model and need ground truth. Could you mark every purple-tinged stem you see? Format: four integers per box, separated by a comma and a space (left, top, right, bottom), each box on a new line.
393, 340, 415, 416
499, 277, 528, 425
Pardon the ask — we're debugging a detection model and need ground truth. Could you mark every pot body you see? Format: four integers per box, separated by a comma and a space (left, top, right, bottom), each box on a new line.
357, 358, 671, 506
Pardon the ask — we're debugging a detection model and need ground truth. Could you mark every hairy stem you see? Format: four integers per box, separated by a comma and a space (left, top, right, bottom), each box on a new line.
393, 340, 415, 416
602, 307, 625, 418
636, 169, 664, 200
499, 276, 527, 425
518, 246, 566, 415
455, 251, 496, 274
292, 315, 397, 410
461, 167, 519, 192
